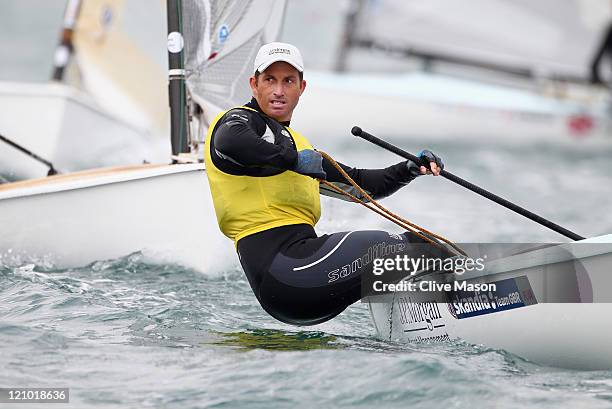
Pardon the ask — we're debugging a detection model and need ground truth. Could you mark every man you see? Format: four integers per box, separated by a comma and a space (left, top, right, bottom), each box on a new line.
204, 42, 444, 325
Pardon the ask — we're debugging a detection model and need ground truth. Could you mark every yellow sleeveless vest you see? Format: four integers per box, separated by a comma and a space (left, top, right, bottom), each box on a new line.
204, 107, 321, 244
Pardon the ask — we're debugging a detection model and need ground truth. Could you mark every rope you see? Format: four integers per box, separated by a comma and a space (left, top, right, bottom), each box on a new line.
388, 291, 396, 341
318, 151, 466, 256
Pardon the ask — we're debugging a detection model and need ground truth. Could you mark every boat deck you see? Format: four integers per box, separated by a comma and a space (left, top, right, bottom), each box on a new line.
0, 164, 168, 193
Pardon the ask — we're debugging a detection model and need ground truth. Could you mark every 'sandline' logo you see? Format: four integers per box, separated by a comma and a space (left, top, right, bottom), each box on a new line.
328, 241, 407, 283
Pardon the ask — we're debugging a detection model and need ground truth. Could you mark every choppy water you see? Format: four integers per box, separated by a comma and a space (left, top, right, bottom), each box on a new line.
2, 139, 612, 408
3, 2, 612, 406
2, 254, 612, 409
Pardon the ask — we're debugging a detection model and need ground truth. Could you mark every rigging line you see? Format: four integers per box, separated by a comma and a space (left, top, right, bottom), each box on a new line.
318, 151, 465, 256
319, 180, 437, 247
320, 179, 463, 256
0, 133, 59, 176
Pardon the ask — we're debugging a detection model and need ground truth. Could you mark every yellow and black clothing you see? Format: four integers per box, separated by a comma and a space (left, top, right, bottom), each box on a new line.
205, 98, 424, 325
205, 102, 320, 243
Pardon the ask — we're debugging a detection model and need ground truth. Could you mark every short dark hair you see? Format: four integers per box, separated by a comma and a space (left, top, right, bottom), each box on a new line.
254, 69, 304, 82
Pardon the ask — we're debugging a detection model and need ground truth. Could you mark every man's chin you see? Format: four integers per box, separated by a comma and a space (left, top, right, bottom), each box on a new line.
266, 107, 289, 122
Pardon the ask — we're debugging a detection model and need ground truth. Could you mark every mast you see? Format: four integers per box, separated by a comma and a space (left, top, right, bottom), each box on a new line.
166, 0, 190, 159
51, 0, 82, 81
335, 0, 365, 72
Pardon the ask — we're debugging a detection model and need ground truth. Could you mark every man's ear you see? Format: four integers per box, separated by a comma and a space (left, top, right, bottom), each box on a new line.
299, 79, 307, 96
249, 76, 258, 96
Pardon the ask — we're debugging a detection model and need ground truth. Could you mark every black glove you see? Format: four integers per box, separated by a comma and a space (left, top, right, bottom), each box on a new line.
419, 149, 444, 170
293, 149, 327, 180
406, 149, 444, 177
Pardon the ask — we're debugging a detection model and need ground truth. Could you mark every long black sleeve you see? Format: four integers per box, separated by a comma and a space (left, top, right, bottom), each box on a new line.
214, 112, 297, 170
321, 158, 417, 200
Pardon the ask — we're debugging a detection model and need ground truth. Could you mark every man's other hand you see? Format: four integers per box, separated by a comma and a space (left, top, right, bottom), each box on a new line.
417, 149, 443, 176
406, 150, 444, 177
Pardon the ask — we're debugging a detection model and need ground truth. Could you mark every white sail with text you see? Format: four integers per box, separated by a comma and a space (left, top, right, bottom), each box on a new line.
182, 0, 287, 126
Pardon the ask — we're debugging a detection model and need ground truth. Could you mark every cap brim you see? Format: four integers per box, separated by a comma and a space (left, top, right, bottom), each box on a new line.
255, 56, 304, 74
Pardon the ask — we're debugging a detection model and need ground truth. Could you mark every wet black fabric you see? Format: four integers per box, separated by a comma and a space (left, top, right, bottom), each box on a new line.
237, 224, 436, 326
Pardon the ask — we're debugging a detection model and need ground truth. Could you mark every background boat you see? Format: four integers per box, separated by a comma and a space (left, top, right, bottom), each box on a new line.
284, 0, 612, 145
0, 0, 170, 180
0, 163, 233, 270
0, 0, 287, 271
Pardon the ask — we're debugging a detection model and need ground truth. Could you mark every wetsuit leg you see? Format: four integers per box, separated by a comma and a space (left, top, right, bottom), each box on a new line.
237, 224, 445, 326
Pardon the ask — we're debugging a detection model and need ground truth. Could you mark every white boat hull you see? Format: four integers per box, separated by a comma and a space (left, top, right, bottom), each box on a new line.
0, 81, 170, 180
0, 164, 233, 272
371, 301, 612, 370
368, 238, 612, 370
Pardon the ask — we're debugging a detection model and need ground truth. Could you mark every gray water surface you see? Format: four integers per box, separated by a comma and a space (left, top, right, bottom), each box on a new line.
2, 140, 612, 408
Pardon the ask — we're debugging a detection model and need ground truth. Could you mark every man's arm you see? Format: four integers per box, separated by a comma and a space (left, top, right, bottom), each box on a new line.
214, 110, 297, 169
320, 158, 418, 201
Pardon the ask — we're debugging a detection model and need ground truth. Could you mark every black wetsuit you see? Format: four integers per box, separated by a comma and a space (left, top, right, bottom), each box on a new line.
211, 98, 430, 325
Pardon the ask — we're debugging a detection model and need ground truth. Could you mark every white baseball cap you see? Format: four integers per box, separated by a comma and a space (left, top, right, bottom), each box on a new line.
253, 42, 304, 74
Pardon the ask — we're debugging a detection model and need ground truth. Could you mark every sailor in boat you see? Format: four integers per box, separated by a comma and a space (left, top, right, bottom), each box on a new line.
204, 42, 444, 325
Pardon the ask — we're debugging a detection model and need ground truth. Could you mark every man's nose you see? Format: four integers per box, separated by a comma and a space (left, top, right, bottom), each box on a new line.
272, 82, 284, 96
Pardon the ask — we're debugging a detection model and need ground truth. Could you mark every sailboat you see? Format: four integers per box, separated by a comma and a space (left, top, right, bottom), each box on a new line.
0, 0, 172, 180
351, 129, 612, 371
294, 0, 612, 145
367, 237, 612, 370
0, 0, 287, 270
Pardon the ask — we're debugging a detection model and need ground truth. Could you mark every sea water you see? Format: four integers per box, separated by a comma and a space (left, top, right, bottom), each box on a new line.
2, 140, 612, 409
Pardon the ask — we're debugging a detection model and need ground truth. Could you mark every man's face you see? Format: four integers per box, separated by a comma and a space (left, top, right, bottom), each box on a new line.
249, 61, 306, 122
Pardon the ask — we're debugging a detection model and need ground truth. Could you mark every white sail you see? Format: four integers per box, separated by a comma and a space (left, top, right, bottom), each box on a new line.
353, 0, 612, 79
182, 0, 287, 123
73, 0, 169, 134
